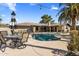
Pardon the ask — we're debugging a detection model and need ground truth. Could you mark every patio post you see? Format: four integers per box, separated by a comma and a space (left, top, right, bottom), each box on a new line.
57, 26, 58, 32
38, 26, 40, 32
33, 27, 36, 33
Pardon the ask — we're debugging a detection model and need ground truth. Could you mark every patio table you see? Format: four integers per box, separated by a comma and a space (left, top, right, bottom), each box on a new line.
0, 30, 6, 31
4, 35, 21, 48
0, 30, 7, 33
4, 35, 19, 40
4, 35, 26, 49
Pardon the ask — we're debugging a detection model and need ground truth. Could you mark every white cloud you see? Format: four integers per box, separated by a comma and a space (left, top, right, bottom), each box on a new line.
0, 14, 5, 18
29, 3, 37, 6
0, 3, 16, 11
7, 18, 10, 20
51, 6, 58, 10
2, 14, 5, 17
6, 3, 16, 11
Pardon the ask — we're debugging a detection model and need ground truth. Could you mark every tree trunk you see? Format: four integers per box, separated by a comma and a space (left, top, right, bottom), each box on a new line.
71, 17, 76, 30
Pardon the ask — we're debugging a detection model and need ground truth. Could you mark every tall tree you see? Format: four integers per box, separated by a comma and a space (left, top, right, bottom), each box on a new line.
11, 18, 16, 23
10, 11, 16, 35
11, 11, 16, 23
10, 11, 17, 27
0, 16, 2, 24
58, 3, 79, 30
40, 14, 54, 24
58, 3, 79, 55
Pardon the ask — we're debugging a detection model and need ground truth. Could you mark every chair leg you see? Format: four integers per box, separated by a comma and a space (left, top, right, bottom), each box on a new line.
0, 43, 6, 52
16, 40, 26, 49
17, 43, 26, 49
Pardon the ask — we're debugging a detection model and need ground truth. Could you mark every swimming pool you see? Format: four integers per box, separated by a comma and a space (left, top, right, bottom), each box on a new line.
32, 34, 60, 41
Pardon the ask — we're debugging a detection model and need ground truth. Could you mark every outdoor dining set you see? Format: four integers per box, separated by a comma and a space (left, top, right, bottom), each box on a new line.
0, 30, 29, 52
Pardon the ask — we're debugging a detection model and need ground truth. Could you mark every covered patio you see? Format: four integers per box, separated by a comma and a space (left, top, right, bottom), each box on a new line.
16, 23, 63, 33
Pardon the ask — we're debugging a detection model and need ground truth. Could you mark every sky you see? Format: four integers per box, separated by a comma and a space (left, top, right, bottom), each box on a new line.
0, 3, 60, 24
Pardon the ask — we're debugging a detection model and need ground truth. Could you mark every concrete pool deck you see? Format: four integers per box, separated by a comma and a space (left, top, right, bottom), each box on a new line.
0, 37, 68, 56
0, 28, 68, 56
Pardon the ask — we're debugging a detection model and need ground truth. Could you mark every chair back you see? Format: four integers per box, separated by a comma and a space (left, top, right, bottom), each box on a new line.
21, 32, 28, 43
1, 31, 8, 37
18, 30, 23, 39
0, 32, 6, 44
17, 30, 29, 43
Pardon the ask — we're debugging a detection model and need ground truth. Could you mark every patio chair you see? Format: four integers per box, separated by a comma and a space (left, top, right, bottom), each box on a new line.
15, 31, 30, 49
0, 32, 6, 52
17, 30, 29, 42
1, 31, 8, 37
21, 31, 30, 42
7, 31, 26, 49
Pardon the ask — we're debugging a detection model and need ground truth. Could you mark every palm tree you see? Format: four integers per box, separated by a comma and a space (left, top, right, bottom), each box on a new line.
40, 14, 53, 24
51, 20, 55, 24
11, 11, 16, 28
11, 18, 16, 23
58, 3, 79, 55
0, 18, 2, 24
0, 16, 2, 24
10, 11, 16, 35
40, 14, 54, 32
11, 11, 16, 16
0, 16, 2, 27
58, 3, 79, 30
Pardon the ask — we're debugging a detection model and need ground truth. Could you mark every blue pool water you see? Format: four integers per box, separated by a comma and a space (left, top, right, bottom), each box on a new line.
32, 34, 60, 41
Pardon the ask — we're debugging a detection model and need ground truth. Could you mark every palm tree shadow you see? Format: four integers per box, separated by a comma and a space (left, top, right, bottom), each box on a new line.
26, 44, 68, 55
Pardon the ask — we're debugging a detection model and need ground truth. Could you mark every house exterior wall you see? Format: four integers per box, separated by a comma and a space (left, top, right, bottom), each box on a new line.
15, 24, 63, 32
62, 25, 70, 33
